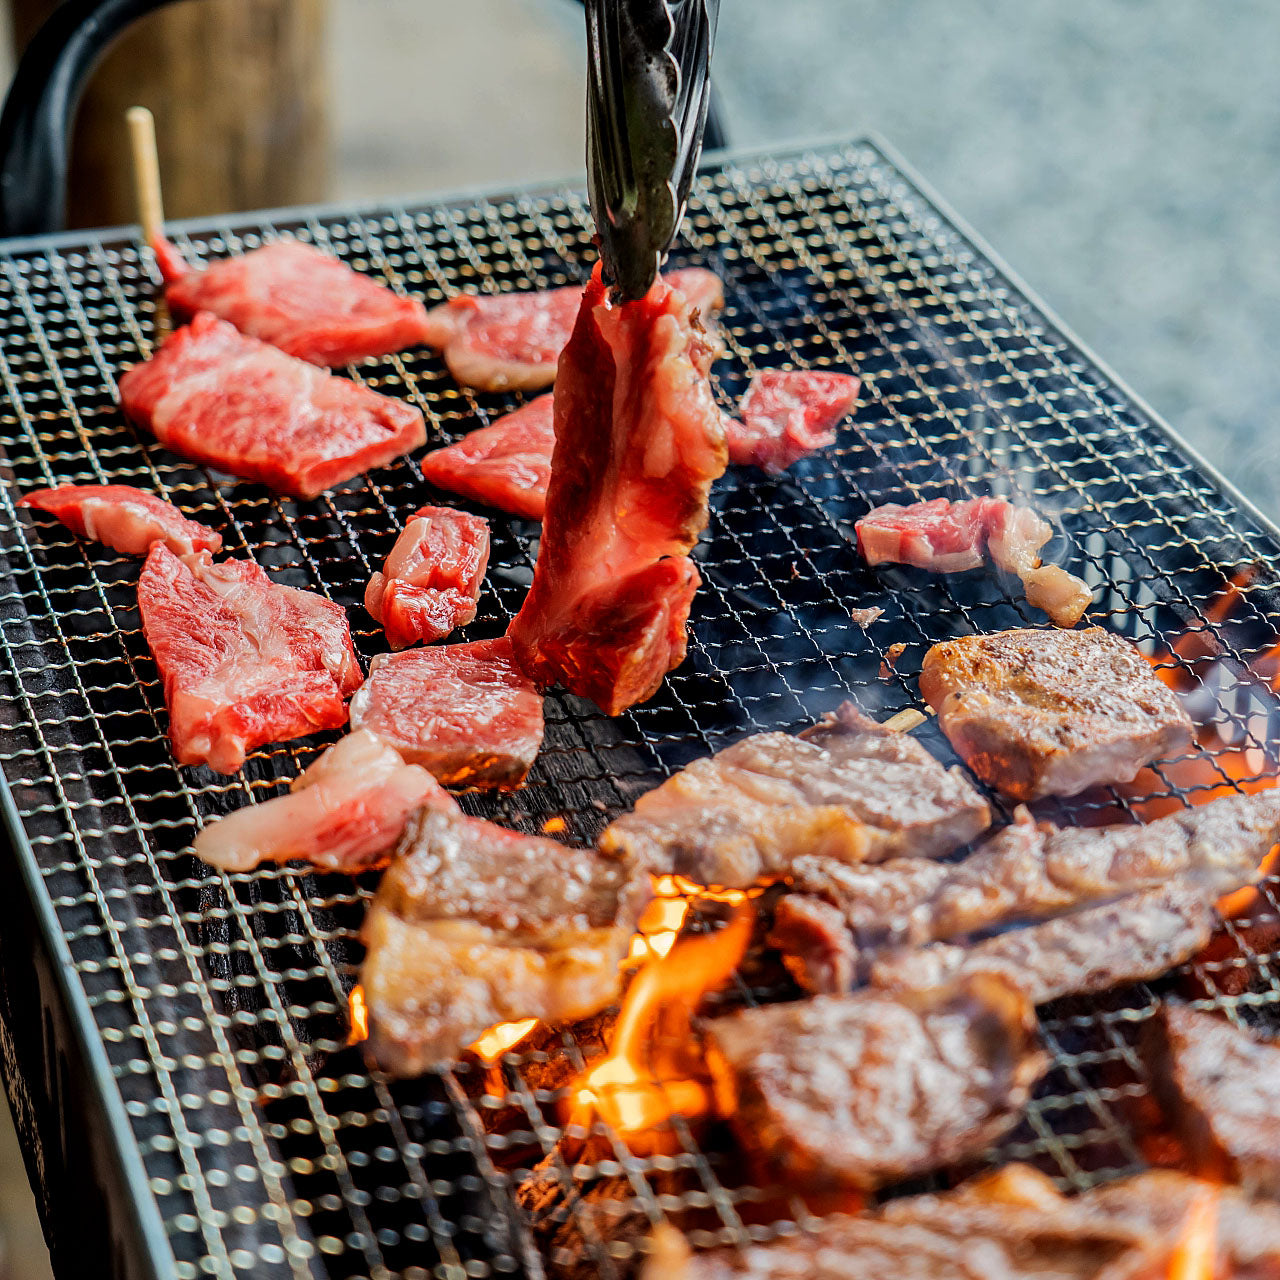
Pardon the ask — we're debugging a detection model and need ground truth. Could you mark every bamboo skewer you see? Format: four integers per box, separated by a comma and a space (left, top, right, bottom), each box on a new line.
882, 707, 929, 733
126, 106, 165, 250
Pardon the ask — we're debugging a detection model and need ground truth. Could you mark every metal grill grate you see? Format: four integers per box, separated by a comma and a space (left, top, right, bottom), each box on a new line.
3, 137, 1280, 1280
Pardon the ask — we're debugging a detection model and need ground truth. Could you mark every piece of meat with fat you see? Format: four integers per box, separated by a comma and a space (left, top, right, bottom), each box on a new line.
507, 264, 728, 714
361, 806, 652, 1075
190, 730, 457, 873
724, 369, 861, 472
856, 496, 1092, 627
772, 791, 1280, 990
156, 237, 433, 366
349, 637, 543, 789
420, 394, 554, 520
364, 505, 489, 649
420, 267, 724, 392
138, 545, 362, 773
704, 973, 1046, 1191
600, 702, 991, 887
1143, 1002, 1280, 1194
920, 627, 1194, 801
118, 312, 426, 498
867, 880, 1220, 1005
17, 483, 222, 556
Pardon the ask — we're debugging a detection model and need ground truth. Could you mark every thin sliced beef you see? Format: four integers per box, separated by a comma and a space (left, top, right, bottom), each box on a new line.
362, 807, 652, 1075
18, 483, 222, 556
773, 792, 1280, 988
724, 369, 861, 472
857, 497, 1092, 627
704, 974, 1046, 1191
920, 627, 1194, 801
421, 267, 723, 392
138, 546, 362, 773
191, 730, 457, 873
1144, 1002, 1280, 1194
349, 637, 543, 789
507, 264, 727, 714
118, 312, 426, 498
157, 238, 433, 366
600, 702, 991, 887
364, 505, 489, 649
420, 394, 555, 520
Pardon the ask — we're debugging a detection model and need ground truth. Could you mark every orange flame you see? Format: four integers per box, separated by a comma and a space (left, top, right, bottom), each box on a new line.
570, 903, 753, 1135
346, 984, 369, 1045
1167, 1184, 1219, 1280
468, 1017, 539, 1064
542, 816, 567, 834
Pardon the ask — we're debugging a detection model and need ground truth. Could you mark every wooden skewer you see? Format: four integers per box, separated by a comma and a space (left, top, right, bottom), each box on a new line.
883, 707, 929, 733
126, 105, 165, 249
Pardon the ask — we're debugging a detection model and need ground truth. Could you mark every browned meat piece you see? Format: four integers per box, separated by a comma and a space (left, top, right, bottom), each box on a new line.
599, 703, 991, 888
868, 881, 1219, 1004
362, 809, 651, 1076
920, 628, 1194, 801
1144, 1002, 1280, 1194
704, 974, 1046, 1191
772, 792, 1280, 990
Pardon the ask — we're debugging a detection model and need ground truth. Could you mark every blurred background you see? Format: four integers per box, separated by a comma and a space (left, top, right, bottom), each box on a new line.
0, 1, 1276, 1275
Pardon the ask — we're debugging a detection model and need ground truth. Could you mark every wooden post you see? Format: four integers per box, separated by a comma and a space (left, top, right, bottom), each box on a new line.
8, 0, 330, 228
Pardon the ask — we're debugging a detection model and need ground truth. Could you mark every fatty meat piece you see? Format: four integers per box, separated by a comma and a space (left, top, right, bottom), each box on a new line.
361, 806, 652, 1075
138, 545, 362, 773
421, 266, 723, 392
118, 312, 426, 498
364, 505, 489, 648
507, 264, 727, 714
724, 369, 861, 472
18, 483, 222, 556
191, 729, 457, 873
419, 394, 555, 520
157, 237, 433, 366
349, 637, 543, 789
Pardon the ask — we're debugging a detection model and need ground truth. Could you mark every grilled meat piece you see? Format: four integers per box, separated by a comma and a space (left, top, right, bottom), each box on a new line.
920, 627, 1194, 801
704, 974, 1046, 1191
507, 263, 727, 715
18, 483, 222, 557
1144, 1002, 1280, 1194
773, 792, 1280, 989
868, 880, 1218, 1005
361, 808, 651, 1075
601, 703, 991, 887
724, 369, 861, 473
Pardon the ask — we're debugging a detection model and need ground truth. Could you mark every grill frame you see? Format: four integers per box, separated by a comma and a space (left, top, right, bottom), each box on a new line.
2, 134, 1280, 1280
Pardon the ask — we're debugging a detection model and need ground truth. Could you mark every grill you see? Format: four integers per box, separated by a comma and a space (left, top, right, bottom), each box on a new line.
2, 135, 1280, 1280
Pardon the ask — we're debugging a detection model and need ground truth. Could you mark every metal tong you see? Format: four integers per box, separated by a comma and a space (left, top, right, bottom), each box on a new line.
585, 0, 721, 301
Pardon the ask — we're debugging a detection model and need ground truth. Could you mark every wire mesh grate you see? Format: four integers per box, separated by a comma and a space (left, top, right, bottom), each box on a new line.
2, 138, 1280, 1279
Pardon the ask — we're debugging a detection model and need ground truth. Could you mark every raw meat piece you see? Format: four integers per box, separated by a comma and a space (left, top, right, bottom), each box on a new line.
856, 496, 1092, 627
421, 267, 724, 392
724, 369, 861, 472
867, 880, 1219, 1004
118, 312, 426, 498
191, 729, 457, 873
157, 237, 433, 366
704, 974, 1045, 1191
419, 394, 555, 520
361, 807, 652, 1075
773, 791, 1280, 989
1144, 1002, 1280, 1194
920, 627, 1194, 801
18, 483, 222, 556
364, 505, 489, 649
507, 266, 729, 713
138, 545, 362, 773
600, 702, 991, 887
349, 637, 543, 789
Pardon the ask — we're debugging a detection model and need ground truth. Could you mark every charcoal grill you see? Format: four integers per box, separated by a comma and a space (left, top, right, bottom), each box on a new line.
3, 136, 1280, 1280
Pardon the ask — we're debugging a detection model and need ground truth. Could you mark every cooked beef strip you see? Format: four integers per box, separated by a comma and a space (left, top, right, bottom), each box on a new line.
600, 702, 991, 888
772, 792, 1280, 990
1144, 1002, 1280, 1195
703, 973, 1046, 1191
919, 628, 1193, 801
362, 808, 651, 1076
